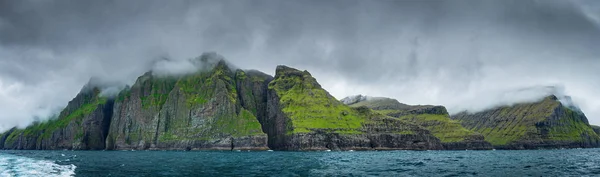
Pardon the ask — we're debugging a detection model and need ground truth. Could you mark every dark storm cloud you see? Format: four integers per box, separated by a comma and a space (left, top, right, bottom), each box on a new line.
1, 0, 600, 131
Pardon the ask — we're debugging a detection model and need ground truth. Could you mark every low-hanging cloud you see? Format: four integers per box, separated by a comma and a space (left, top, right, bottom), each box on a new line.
151, 58, 201, 76
0, 0, 600, 132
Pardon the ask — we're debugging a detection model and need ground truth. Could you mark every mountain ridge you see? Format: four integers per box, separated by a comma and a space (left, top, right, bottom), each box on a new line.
452, 95, 600, 149
1, 54, 598, 151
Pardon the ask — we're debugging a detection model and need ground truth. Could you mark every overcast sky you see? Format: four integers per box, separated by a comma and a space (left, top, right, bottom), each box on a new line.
1, 0, 600, 132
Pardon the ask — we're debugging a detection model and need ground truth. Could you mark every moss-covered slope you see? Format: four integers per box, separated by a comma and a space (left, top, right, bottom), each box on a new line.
452, 96, 600, 149
344, 96, 492, 150
106, 53, 268, 150
264, 66, 442, 150
0, 82, 114, 150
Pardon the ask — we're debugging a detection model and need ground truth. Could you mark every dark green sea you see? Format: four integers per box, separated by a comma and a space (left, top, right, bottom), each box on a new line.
1, 149, 600, 176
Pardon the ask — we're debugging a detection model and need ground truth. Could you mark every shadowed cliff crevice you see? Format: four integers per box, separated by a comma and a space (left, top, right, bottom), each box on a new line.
101, 99, 115, 149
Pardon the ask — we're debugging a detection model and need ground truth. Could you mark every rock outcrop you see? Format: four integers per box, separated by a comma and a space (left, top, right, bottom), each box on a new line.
264, 66, 442, 150
344, 96, 492, 150
452, 95, 600, 149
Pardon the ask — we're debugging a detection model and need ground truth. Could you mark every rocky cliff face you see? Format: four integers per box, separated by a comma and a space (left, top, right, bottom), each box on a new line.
344, 96, 492, 150
0, 81, 114, 150
263, 66, 443, 150
0, 128, 15, 149
452, 96, 600, 149
106, 54, 268, 150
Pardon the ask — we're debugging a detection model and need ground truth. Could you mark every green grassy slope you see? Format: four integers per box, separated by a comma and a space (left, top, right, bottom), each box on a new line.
346, 97, 479, 143
268, 66, 365, 134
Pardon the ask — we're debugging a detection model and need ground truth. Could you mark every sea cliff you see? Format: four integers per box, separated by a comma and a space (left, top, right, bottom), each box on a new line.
1, 53, 598, 150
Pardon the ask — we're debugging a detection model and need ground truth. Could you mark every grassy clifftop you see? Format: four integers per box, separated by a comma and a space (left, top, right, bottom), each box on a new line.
268, 66, 365, 134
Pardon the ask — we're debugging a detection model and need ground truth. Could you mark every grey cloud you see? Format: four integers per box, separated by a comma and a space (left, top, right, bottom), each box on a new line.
0, 0, 600, 132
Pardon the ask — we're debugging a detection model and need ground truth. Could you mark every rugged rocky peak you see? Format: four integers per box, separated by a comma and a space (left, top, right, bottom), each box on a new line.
452, 94, 600, 149
535, 95, 584, 118
135, 71, 154, 84
275, 65, 304, 75
61, 80, 104, 118
81, 77, 103, 92
213, 59, 234, 76
189, 52, 228, 71
555, 95, 584, 114
80, 77, 124, 96
272, 65, 321, 89
546, 95, 558, 101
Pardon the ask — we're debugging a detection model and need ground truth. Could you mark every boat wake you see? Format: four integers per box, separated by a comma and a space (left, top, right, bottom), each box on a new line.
0, 153, 76, 177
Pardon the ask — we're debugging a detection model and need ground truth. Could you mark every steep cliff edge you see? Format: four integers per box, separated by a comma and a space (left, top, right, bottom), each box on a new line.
264, 66, 442, 150
0, 81, 114, 150
452, 95, 600, 149
106, 54, 268, 150
343, 96, 492, 150
592, 125, 600, 136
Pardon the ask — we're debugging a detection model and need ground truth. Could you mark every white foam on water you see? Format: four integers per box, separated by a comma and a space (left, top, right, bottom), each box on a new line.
0, 153, 76, 177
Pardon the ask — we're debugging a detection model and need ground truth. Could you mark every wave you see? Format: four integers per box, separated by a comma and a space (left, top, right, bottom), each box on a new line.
0, 153, 76, 177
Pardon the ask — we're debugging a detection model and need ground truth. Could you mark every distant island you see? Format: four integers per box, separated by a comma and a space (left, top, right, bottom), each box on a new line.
1, 53, 599, 151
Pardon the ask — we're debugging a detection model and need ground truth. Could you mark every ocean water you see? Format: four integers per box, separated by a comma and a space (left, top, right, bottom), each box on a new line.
1, 149, 600, 177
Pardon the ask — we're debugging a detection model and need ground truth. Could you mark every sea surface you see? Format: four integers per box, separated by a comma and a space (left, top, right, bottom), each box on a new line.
1, 149, 600, 176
